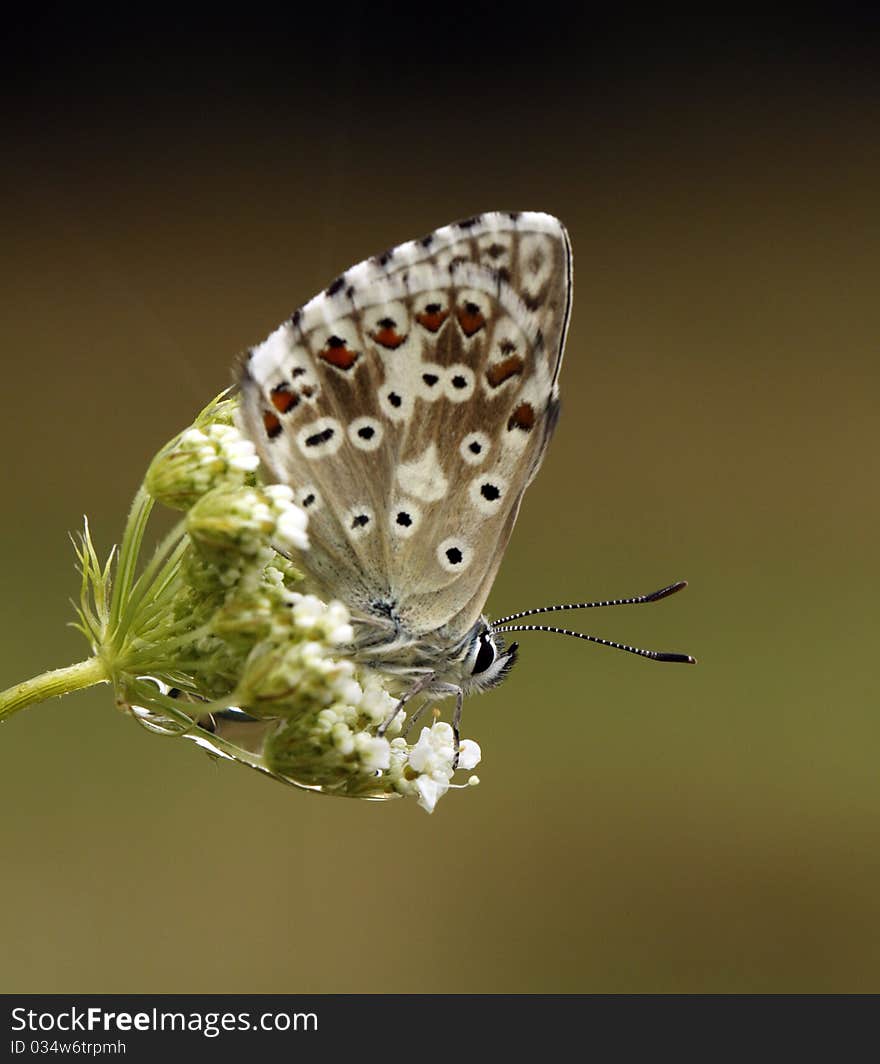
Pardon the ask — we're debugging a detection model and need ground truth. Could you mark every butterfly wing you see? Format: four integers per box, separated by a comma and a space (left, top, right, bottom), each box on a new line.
237, 211, 572, 643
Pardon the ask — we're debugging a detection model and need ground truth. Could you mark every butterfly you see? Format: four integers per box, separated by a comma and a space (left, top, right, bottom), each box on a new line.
236, 211, 694, 761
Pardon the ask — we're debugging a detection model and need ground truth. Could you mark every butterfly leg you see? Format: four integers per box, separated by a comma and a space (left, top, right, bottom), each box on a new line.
377, 673, 436, 738
451, 687, 464, 770
402, 699, 432, 739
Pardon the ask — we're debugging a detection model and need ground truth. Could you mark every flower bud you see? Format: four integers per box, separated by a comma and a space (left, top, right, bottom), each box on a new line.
187, 485, 308, 559
145, 424, 260, 510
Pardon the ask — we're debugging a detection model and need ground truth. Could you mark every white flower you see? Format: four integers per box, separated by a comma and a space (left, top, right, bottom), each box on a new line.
291, 594, 326, 628
414, 775, 447, 814
289, 594, 353, 648
206, 423, 260, 473
353, 733, 391, 771
408, 722, 456, 774
336, 677, 363, 705
223, 439, 260, 473
264, 485, 311, 552
274, 505, 309, 553
331, 722, 355, 755
326, 601, 354, 645
263, 484, 294, 504
359, 675, 399, 727
456, 739, 481, 772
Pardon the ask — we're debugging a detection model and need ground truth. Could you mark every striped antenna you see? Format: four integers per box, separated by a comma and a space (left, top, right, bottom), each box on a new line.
492, 580, 688, 627
492, 624, 696, 664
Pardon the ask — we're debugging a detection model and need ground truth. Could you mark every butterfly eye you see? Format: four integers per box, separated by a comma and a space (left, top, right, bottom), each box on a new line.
472, 634, 497, 676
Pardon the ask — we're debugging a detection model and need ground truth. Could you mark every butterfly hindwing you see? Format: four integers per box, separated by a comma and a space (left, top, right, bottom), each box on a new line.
237, 211, 572, 642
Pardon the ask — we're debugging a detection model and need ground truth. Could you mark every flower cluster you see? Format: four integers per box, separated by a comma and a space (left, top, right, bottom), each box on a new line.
66, 394, 481, 813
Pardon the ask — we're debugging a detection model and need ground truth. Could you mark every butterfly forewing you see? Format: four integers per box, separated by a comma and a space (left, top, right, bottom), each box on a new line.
237, 211, 572, 644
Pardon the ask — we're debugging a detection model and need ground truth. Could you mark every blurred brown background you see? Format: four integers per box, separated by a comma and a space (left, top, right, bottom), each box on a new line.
2, 11, 879, 992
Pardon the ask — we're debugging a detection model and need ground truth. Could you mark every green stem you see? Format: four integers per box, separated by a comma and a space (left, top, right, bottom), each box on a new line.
0, 657, 109, 723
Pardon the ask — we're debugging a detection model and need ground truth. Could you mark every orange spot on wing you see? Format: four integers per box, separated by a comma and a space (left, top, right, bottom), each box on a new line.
371, 326, 407, 349
457, 303, 486, 337
263, 410, 283, 438
270, 384, 300, 413
486, 356, 524, 388
415, 308, 449, 333
507, 402, 535, 432
319, 337, 359, 370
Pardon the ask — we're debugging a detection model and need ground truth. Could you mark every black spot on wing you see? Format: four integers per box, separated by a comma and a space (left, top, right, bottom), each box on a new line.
305, 427, 335, 447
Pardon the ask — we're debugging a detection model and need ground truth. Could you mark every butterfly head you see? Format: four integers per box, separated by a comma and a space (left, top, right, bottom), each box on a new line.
461, 621, 519, 693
